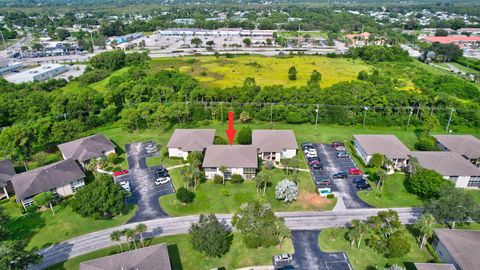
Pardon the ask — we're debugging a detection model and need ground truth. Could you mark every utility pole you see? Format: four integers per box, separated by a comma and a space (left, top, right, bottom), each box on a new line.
315, 105, 319, 128
406, 107, 413, 130
270, 103, 273, 129
362, 106, 369, 127
221, 102, 224, 123
445, 108, 455, 132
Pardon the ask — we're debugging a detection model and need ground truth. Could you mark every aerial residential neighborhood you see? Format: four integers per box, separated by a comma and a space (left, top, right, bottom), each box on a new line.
1, 0, 480, 270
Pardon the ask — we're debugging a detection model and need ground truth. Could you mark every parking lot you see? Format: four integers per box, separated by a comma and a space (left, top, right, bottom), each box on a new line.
304, 143, 371, 209
125, 141, 175, 223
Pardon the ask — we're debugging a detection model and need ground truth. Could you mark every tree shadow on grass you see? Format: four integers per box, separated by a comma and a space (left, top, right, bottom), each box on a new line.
5, 210, 46, 248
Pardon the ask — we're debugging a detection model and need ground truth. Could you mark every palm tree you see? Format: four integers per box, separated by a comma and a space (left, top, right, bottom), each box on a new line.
219, 165, 227, 185
110, 231, 123, 252
179, 166, 191, 189
123, 229, 137, 250
351, 219, 368, 248
86, 159, 99, 175
414, 214, 436, 249
135, 224, 147, 248
376, 170, 387, 190
191, 166, 201, 191
282, 158, 291, 176
255, 171, 268, 196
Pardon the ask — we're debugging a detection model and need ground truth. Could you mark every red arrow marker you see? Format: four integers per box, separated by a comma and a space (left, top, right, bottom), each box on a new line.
225, 111, 236, 145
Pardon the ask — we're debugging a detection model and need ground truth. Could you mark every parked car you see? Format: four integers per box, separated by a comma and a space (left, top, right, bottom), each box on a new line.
272, 254, 293, 268
113, 170, 129, 177
155, 177, 170, 185
352, 177, 364, 184
336, 152, 349, 158
306, 152, 318, 158
356, 180, 372, 190
331, 142, 344, 148
316, 178, 331, 186
307, 157, 320, 165
311, 163, 323, 170
146, 144, 157, 153
335, 146, 346, 151
301, 142, 313, 151
332, 172, 348, 179
305, 148, 317, 154
348, 168, 362, 175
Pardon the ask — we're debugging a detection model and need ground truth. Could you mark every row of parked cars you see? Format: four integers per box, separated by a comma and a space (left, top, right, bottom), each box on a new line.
301, 143, 323, 170
154, 166, 170, 185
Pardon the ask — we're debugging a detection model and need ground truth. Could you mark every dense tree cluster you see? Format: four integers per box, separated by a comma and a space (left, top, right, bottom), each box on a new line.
189, 214, 232, 257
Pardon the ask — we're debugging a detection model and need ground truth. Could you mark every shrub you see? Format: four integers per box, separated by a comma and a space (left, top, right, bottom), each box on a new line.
176, 187, 195, 203
237, 127, 252, 144
387, 231, 411, 257
230, 174, 244, 184
275, 179, 298, 203
78, 69, 110, 86
213, 175, 224, 184
220, 188, 230, 197
189, 214, 232, 257
264, 161, 274, 170
107, 153, 120, 164
407, 168, 453, 199
214, 136, 228, 144
326, 193, 335, 199
239, 111, 252, 122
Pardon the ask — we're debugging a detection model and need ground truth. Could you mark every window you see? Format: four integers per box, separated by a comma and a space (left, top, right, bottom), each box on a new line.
244, 167, 256, 179
449, 176, 459, 184
468, 176, 480, 187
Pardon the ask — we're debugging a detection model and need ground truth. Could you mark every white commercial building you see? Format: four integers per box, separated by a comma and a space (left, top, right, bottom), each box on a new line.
353, 135, 411, 169
252, 130, 298, 162
5, 64, 67, 83
202, 145, 258, 180
167, 129, 215, 160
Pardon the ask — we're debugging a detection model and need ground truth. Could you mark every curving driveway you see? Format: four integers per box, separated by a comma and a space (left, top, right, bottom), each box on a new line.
31, 208, 421, 269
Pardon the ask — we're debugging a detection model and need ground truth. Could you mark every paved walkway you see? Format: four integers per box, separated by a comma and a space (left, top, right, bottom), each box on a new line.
332, 192, 347, 212
31, 208, 421, 269
273, 163, 310, 172
166, 163, 189, 170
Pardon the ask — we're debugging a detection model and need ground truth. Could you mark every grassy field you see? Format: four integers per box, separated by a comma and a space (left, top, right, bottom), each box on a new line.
150, 55, 369, 88
47, 233, 293, 270
357, 173, 423, 208
318, 227, 433, 270
1, 199, 135, 251
160, 167, 336, 216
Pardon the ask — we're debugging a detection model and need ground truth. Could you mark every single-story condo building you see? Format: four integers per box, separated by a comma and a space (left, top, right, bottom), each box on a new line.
167, 129, 215, 160
434, 135, 480, 167
409, 151, 480, 188
11, 159, 86, 209
431, 229, 480, 270
57, 134, 116, 167
0, 159, 16, 199
202, 145, 258, 180
353, 135, 411, 169
252, 130, 298, 162
80, 243, 171, 270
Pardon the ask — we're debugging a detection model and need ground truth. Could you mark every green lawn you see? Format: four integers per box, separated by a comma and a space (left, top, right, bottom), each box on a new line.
146, 155, 186, 168
150, 55, 370, 88
1, 199, 136, 251
160, 167, 335, 216
318, 228, 433, 270
357, 174, 423, 208
47, 233, 293, 270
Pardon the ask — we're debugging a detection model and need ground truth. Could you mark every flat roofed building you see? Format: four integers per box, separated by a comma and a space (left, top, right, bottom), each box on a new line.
203, 145, 258, 180
409, 151, 480, 188
5, 64, 67, 83
57, 134, 116, 167
434, 135, 480, 167
252, 130, 298, 162
80, 243, 171, 270
432, 229, 480, 270
167, 129, 215, 160
11, 159, 85, 209
353, 135, 410, 169
0, 159, 16, 199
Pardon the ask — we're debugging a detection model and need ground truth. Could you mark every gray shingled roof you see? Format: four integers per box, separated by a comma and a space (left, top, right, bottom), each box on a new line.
203, 145, 258, 168
353, 135, 411, 159
11, 159, 85, 200
57, 134, 116, 162
167, 129, 215, 152
0, 159, 15, 187
434, 135, 480, 159
79, 243, 171, 270
410, 151, 480, 177
434, 229, 480, 270
252, 130, 298, 153
414, 263, 457, 270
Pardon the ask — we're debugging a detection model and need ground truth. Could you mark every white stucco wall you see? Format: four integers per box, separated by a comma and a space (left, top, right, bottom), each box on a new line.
204, 167, 256, 179
354, 140, 371, 164
444, 175, 471, 188
281, 149, 297, 159
168, 148, 189, 160
434, 239, 458, 268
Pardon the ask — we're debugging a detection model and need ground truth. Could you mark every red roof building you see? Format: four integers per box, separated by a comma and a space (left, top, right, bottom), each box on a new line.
421, 35, 480, 47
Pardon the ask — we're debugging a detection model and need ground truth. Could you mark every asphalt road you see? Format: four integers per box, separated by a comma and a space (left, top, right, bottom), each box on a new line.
125, 142, 173, 223
292, 230, 351, 270
32, 208, 421, 269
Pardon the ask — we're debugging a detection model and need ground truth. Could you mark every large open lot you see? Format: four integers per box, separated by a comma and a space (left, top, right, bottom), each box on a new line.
150, 55, 370, 88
